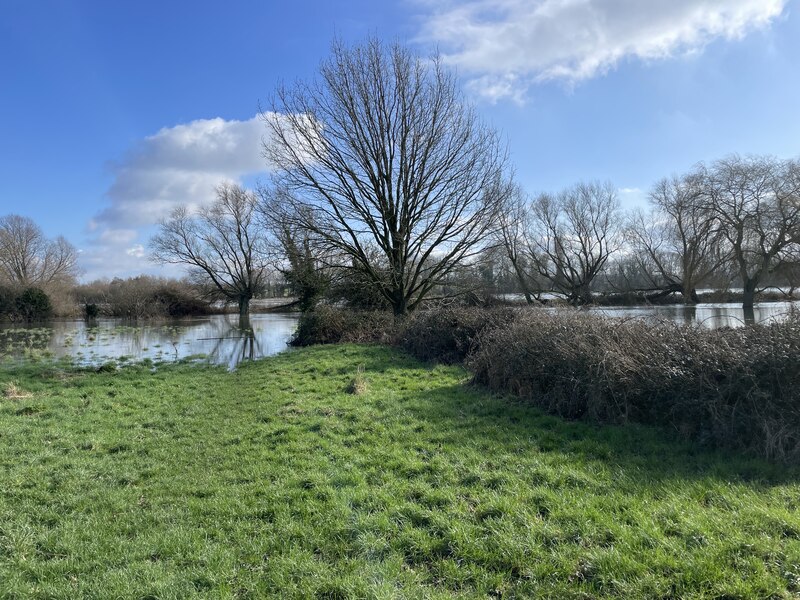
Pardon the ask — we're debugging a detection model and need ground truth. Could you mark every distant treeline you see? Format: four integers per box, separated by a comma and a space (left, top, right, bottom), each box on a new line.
2, 39, 799, 319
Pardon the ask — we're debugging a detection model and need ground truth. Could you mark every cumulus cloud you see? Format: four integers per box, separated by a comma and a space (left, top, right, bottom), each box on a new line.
80, 114, 271, 280
418, 0, 787, 102
96, 115, 267, 228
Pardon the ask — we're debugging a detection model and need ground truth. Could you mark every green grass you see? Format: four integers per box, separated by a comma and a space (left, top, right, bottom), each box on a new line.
1, 345, 799, 599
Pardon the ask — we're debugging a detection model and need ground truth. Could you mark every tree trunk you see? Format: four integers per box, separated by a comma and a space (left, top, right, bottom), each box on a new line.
392, 294, 408, 317
681, 283, 699, 305
575, 284, 593, 306
742, 279, 757, 310
510, 258, 535, 304
238, 295, 251, 317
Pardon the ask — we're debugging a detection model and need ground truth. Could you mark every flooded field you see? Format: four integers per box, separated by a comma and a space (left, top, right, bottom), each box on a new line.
587, 301, 799, 328
2, 302, 797, 369
0, 313, 300, 369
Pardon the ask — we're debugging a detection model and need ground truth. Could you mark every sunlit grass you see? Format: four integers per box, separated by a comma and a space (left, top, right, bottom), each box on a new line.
0, 344, 798, 598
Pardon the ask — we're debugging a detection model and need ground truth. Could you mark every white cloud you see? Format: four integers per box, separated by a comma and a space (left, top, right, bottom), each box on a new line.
126, 244, 145, 258
419, 0, 787, 102
80, 114, 272, 280
96, 115, 267, 228
618, 186, 646, 208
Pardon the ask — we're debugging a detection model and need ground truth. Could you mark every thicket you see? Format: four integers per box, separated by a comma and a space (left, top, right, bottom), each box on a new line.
0, 286, 53, 321
291, 304, 396, 346
293, 304, 800, 462
74, 276, 211, 319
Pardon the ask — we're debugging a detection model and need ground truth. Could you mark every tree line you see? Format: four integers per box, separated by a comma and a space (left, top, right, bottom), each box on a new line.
3, 37, 799, 320
496, 155, 800, 310
151, 37, 800, 316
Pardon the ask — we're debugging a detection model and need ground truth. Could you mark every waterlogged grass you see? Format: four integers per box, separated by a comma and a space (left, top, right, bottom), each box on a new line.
1, 345, 799, 598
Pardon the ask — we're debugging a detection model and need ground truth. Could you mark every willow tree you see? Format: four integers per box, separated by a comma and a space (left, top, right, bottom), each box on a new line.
263, 37, 507, 316
0, 214, 78, 286
706, 155, 800, 310
527, 182, 621, 306
150, 183, 270, 316
626, 172, 727, 304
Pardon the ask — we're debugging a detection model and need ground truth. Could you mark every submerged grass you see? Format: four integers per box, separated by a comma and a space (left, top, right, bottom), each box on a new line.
1, 345, 799, 598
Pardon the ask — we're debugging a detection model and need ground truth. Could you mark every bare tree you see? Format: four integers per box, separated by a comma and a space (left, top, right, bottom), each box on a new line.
705, 155, 800, 310
0, 214, 79, 287
495, 184, 541, 304
150, 183, 271, 316
626, 172, 727, 304
527, 181, 622, 305
257, 187, 332, 311
263, 37, 507, 316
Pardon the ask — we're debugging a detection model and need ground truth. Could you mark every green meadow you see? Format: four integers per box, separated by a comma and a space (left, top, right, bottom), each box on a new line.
1, 345, 799, 599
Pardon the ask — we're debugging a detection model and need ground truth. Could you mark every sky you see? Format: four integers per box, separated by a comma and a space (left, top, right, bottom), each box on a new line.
1, 0, 799, 281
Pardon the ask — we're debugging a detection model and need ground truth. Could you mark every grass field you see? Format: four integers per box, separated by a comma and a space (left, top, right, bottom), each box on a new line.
1, 345, 799, 599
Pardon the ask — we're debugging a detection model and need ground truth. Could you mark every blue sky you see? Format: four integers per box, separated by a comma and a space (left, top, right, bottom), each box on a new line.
1, 0, 798, 280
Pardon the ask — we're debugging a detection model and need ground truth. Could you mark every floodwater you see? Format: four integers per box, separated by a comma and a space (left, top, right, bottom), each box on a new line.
0, 313, 300, 369
1, 302, 797, 369
586, 301, 799, 328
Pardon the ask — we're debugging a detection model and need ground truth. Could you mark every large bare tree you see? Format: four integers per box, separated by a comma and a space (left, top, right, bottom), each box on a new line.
263, 37, 507, 315
626, 172, 727, 304
150, 183, 271, 316
705, 155, 800, 310
0, 214, 78, 287
527, 181, 622, 305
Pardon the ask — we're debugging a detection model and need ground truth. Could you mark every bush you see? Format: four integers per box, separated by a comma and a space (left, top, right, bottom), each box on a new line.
83, 303, 99, 319
75, 276, 211, 319
291, 305, 397, 346
15, 288, 52, 321
151, 288, 211, 317
467, 311, 800, 462
399, 306, 518, 364
0, 285, 16, 319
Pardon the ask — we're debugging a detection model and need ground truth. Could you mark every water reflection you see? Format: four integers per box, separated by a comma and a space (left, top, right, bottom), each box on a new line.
0, 313, 299, 369
588, 301, 798, 329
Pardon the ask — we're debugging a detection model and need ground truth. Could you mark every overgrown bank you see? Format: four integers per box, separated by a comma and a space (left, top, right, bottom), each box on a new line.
293, 305, 800, 463
2, 346, 800, 598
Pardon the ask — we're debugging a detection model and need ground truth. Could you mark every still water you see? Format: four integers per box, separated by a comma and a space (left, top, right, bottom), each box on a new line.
1, 303, 797, 368
0, 313, 300, 369
587, 301, 799, 328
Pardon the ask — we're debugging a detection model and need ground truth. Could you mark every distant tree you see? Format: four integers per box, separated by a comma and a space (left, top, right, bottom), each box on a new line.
705, 155, 800, 310
495, 184, 541, 304
626, 172, 727, 304
527, 181, 622, 305
263, 37, 507, 316
0, 214, 78, 287
150, 183, 271, 316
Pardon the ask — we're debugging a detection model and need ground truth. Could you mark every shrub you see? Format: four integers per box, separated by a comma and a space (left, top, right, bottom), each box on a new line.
291, 305, 397, 346
467, 311, 800, 462
75, 276, 211, 319
0, 285, 16, 319
151, 287, 211, 317
15, 288, 52, 321
399, 306, 518, 364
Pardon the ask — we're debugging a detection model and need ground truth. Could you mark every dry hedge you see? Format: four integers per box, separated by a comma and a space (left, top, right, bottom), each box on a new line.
468, 311, 800, 463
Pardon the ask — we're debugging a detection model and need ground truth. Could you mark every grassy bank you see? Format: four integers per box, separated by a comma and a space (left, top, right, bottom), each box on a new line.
1, 346, 800, 598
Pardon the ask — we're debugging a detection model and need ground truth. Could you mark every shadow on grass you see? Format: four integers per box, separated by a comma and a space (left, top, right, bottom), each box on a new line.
398, 379, 799, 487
249, 344, 799, 485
